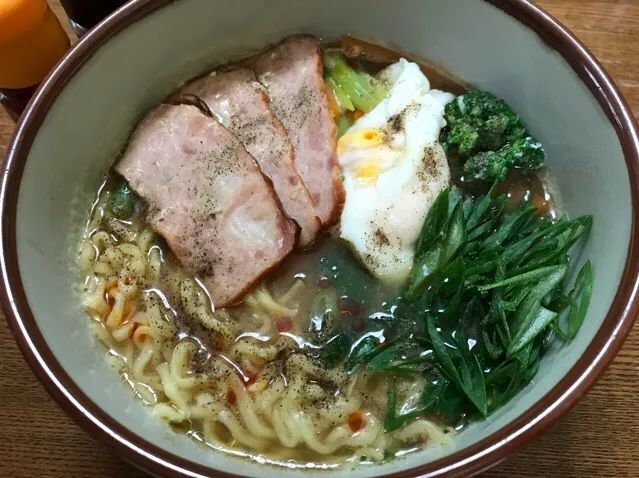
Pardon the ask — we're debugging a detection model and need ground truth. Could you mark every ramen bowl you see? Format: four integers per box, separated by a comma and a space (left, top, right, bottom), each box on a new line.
2, 0, 639, 476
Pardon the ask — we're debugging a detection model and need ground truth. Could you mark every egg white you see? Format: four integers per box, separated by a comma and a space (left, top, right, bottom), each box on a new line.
338, 59, 454, 284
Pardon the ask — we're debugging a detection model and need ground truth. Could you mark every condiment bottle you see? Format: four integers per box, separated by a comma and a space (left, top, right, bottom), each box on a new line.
0, 0, 70, 121
60, 0, 129, 37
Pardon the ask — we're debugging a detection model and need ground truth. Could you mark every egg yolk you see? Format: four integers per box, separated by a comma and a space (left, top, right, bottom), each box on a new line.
337, 129, 384, 156
354, 159, 381, 182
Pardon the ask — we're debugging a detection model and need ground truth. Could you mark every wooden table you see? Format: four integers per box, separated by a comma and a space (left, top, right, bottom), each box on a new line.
1, 1, 638, 476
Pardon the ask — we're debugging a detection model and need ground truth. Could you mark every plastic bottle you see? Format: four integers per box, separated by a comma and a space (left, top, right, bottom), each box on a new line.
0, 0, 70, 121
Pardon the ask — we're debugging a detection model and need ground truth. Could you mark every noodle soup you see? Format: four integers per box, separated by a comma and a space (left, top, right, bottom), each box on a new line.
77, 35, 593, 470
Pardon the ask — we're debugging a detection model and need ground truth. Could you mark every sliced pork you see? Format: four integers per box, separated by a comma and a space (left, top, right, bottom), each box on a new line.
115, 104, 298, 307
177, 66, 321, 247
246, 35, 345, 227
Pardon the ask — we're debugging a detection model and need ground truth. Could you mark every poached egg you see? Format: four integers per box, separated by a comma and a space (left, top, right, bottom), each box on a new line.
338, 59, 454, 284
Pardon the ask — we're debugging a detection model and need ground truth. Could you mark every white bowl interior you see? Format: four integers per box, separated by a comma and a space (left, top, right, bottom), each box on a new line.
15, 0, 631, 476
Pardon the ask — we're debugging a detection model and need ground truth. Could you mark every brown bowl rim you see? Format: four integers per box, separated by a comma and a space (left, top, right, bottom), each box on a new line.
2, 0, 639, 476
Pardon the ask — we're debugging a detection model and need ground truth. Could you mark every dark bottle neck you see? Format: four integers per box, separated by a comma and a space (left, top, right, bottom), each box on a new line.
60, 0, 129, 32
0, 85, 39, 122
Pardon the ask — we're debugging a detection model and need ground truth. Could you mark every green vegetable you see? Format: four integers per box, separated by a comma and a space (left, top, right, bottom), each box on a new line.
505, 265, 567, 355
384, 367, 458, 432
464, 137, 545, 182
325, 76, 355, 112
427, 315, 487, 416
310, 244, 381, 369
317, 243, 376, 306
441, 90, 545, 182
307, 286, 359, 370
346, 187, 593, 427
384, 378, 423, 433
319, 331, 351, 369
367, 340, 423, 373
308, 288, 340, 342
551, 260, 593, 341
440, 203, 466, 266
408, 244, 443, 296
336, 114, 354, 139
416, 188, 449, 253
323, 52, 386, 113
345, 334, 381, 374
110, 180, 137, 218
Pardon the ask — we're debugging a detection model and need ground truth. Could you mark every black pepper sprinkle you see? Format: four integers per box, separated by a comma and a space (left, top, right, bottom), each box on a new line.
417, 146, 441, 187
373, 228, 391, 246
388, 113, 402, 133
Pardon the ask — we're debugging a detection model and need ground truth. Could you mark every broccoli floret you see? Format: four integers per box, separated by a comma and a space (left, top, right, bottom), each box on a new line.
441, 90, 545, 181
463, 136, 545, 181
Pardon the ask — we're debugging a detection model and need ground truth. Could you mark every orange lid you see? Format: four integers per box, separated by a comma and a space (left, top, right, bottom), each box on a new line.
0, 0, 47, 44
